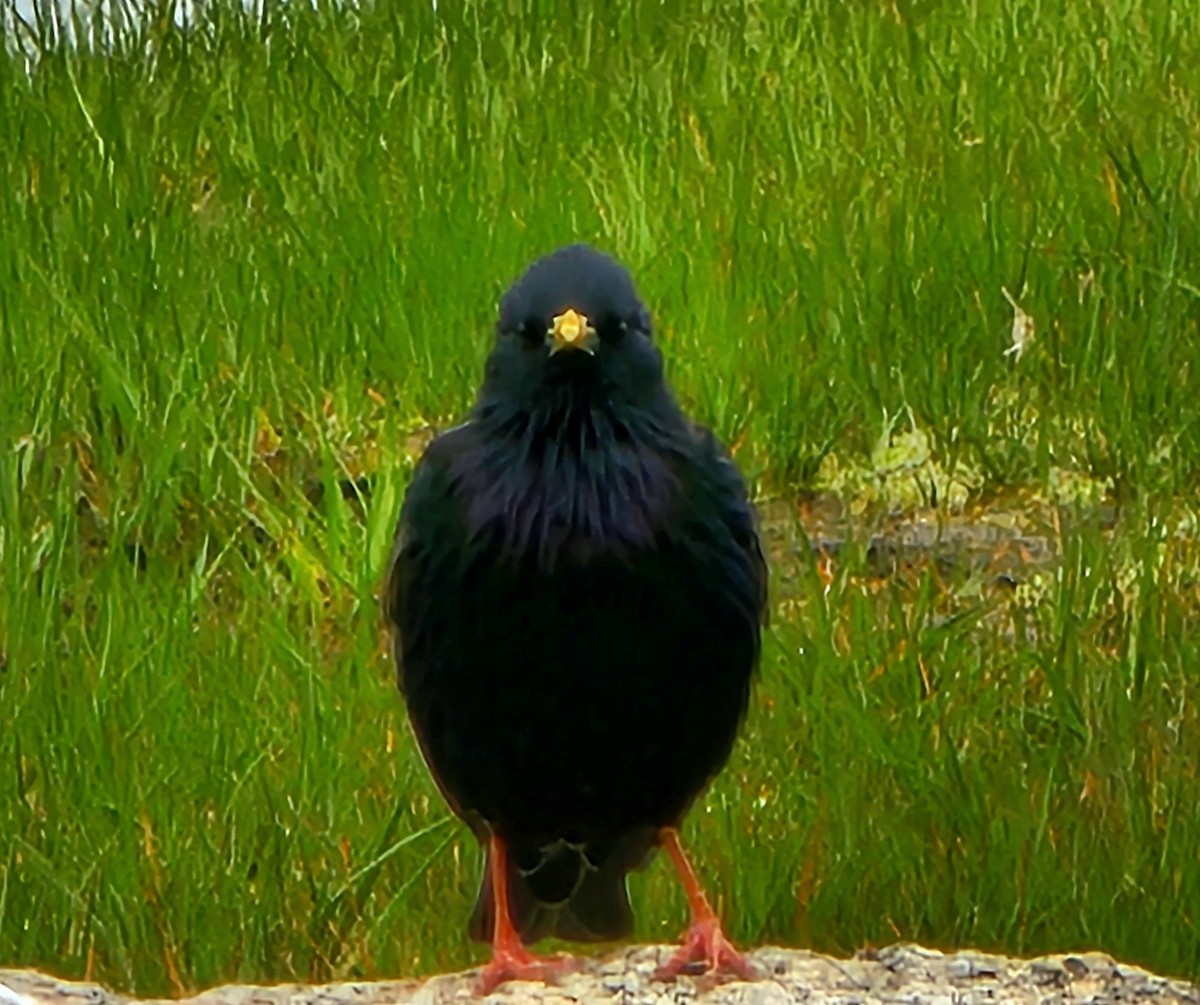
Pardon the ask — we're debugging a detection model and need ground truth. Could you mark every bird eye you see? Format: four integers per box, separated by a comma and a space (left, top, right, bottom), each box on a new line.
599, 316, 630, 342
517, 319, 544, 344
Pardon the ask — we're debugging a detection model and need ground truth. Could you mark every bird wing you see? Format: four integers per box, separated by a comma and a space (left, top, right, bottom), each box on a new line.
382, 421, 476, 695
381, 421, 496, 830
690, 423, 770, 630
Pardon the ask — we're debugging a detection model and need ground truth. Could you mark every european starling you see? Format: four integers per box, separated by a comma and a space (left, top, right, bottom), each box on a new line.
384, 244, 767, 992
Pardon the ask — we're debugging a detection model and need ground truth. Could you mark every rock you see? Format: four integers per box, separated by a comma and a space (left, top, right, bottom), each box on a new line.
1, 944, 1196, 1005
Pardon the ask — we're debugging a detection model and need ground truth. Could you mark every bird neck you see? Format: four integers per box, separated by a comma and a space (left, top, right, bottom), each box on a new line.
473, 381, 684, 447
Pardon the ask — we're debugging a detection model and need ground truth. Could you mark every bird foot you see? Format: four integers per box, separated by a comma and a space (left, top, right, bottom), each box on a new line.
653, 915, 758, 983
474, 946, 580, 995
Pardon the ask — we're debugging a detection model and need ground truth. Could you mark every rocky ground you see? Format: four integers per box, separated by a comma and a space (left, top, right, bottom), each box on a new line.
3, 944, 1197, 1005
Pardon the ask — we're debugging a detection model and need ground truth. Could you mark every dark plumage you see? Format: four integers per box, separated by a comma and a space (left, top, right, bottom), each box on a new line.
384, 244, 767, 991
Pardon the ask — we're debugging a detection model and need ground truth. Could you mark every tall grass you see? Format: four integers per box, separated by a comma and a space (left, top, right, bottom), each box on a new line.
1, 0, 1198, 996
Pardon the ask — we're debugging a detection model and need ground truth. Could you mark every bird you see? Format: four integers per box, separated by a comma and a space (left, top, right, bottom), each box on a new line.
383, 243, 768, 994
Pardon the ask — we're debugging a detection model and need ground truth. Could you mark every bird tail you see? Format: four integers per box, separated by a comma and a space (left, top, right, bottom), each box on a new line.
468, 831, 656, 945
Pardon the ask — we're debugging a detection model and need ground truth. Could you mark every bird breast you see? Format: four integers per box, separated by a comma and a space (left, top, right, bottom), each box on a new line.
457, 417, 682, 572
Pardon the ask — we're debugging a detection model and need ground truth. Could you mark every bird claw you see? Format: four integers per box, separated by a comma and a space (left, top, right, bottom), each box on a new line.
474, 947, 581, 995
653, 916, 758, 983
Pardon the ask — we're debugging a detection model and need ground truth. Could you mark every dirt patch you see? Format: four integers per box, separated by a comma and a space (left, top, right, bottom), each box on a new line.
3, 944, 1196, 1005
758, 491, 1099, 586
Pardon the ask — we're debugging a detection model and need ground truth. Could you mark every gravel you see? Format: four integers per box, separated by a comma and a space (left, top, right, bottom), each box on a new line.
3, 943, 1196, 1005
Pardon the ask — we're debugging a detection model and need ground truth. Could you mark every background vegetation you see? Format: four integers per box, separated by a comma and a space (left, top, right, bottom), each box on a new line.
1, 0, 1198, 995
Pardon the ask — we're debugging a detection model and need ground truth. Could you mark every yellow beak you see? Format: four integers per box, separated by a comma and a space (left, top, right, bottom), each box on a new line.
548, 308, 597, 354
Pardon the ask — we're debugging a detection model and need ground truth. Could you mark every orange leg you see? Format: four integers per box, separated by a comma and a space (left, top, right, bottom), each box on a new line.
653, 827, 757, 983
474, 834, 578, 995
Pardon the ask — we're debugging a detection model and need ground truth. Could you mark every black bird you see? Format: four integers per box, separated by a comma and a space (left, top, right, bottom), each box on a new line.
384, 244, 767, 992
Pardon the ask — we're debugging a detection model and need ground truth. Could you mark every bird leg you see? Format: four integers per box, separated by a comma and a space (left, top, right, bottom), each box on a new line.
653, 827, 758, 982
475, 834, 578, 994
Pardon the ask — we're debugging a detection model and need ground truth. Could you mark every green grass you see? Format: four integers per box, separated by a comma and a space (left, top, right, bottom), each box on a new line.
2, 0, 1199, 995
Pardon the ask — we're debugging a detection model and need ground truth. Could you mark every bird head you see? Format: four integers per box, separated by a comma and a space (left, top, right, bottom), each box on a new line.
477, 244, 668, 420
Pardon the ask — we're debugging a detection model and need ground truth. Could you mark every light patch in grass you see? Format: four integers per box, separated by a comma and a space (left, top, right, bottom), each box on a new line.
817, 415, 982, 514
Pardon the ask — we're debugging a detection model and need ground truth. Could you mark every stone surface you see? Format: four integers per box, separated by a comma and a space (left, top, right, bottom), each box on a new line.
2, 944, 1197, 1005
